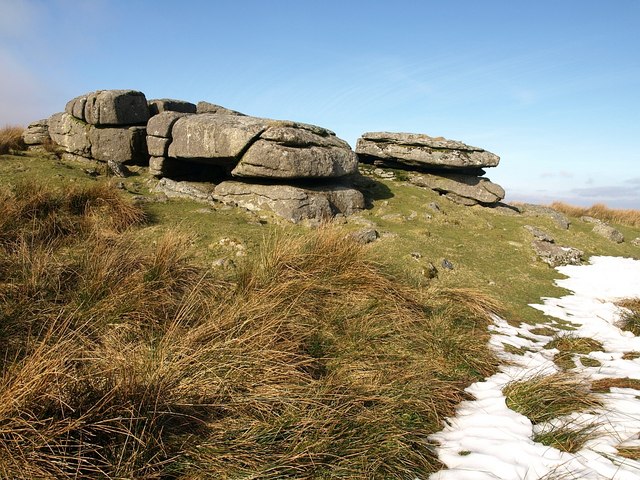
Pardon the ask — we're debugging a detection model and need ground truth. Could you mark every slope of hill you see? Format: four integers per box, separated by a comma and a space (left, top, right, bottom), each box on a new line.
1, 149, 639, 478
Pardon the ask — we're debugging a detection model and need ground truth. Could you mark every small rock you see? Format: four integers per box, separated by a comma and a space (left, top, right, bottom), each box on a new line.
212, 258, 236, 269
410, 252, 423, 260
350, 228, 379, 245
84, 168, 99, 177
488, 281, 496, 286
422, 262, 438, 279
523, 225, 554, 243
406, 210, 418, 221
632, 238, 640, 247
581, 216, 602, 224
442, 259, 454, 270
115, 181, 125, 190
531, 240, 583, 267
373, 167, 395, 179
592, 223, 624, 243
428, 202, 442, 213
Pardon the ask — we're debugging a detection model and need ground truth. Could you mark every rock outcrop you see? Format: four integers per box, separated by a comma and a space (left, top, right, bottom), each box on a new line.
148, 111, 362, 222
48, 89, 151, 171
22, 119, 50, 149
356, 132, 504, 206
357, 132, 499, 172
148, 99, 196, 116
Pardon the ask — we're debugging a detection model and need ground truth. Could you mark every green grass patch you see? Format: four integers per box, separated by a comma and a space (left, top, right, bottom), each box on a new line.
530, 327, 557, 336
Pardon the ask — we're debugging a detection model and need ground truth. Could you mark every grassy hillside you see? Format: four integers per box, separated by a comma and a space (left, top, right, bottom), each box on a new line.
1, 148, 639, 479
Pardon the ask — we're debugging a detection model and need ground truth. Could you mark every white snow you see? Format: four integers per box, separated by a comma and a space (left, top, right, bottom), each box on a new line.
428, 256, 640, 479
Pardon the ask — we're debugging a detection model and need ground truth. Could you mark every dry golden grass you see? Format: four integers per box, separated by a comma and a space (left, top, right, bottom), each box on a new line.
617, 298, 640, 336
0, 180, 502, 478
544, 335, 604, 370
0, 126, 25, 155
616, 446, 640, 460
591, 377, 640, 393
550, 201, 640, 228
503, 372, 602, 425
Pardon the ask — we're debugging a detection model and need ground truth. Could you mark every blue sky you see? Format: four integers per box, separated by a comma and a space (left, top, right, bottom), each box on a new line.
1, 0, 638, 208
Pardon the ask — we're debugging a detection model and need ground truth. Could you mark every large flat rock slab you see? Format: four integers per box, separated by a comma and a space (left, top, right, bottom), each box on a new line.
165, 115, 358, 179
213, 181, 364, 223
356, 132, 500, 171
409, 172, 505, 206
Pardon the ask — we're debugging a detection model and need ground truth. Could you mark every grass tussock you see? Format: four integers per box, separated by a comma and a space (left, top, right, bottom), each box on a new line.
591, 377, 640, 393
0, 180, 501, 478
544, 335, 604, 370
617, 298, 640, 336
550, 201, 640, 228
533, 422, 600, 453
503, 372, 602, 425
616, 446, 640, 460
0, 126, 26, 155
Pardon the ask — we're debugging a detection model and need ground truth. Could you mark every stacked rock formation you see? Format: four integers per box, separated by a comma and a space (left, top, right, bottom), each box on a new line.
21, 119, 50, 151
148, 112, 364, 223
39, 89, 364, 223
356, 132, 505, 206
48, 90, 150, 170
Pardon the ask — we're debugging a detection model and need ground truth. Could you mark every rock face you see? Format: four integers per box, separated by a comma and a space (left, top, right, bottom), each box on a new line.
196, 101, 246, 116
166, 115, 358, 179
22, 119, 50, 146
357, 132, 499, 171
214, 181, 364, 223
148, 99, 196, 116
356, 131, 505, 206
48, 90, 152, 172
409, 172, 505, 206
66, 90, 149, 126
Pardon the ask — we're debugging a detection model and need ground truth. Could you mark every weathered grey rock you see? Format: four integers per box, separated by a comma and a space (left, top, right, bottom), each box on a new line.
581, 216, 602, 224
350, 228, 379, 244
524, 225, 555, 243
22, 119, 49, 145
518, 204, 571, 230
592, 223, 624, 243
146, 111, 192, 138
168, 114, 266, 161
213, 181, 364, 223
532, 240, 583, 267
48, 112, 91, 156
442, 259, 454, 270
154, 178, 216, 202
148, 99, 197, 116
106, 159, 130, 177
167, 115, 358, 179
632, 237, 640, 247
356, 132, 500, 171
147, 136, 170, 157
66, 90, 149, 126
232, 137, 358, 178
196, 101, 246, 116
89, 126, 147, 163
409, 172, 505, 205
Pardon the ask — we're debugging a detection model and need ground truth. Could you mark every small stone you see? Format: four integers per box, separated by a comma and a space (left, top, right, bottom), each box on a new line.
410, 252, 423, 260
350, 228, 379, 245
531, 240, 583, 267
442, 259, 454, 270
115, 181, 125, 190
524, 225, 554, 243
592, 223, 624, 243
581, 216, 602, 224
406, 211, 418, 221
428, 202, 442, 213
632, 238, 640, 247
422, 262, 438, 279
212, 258, 236, 269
